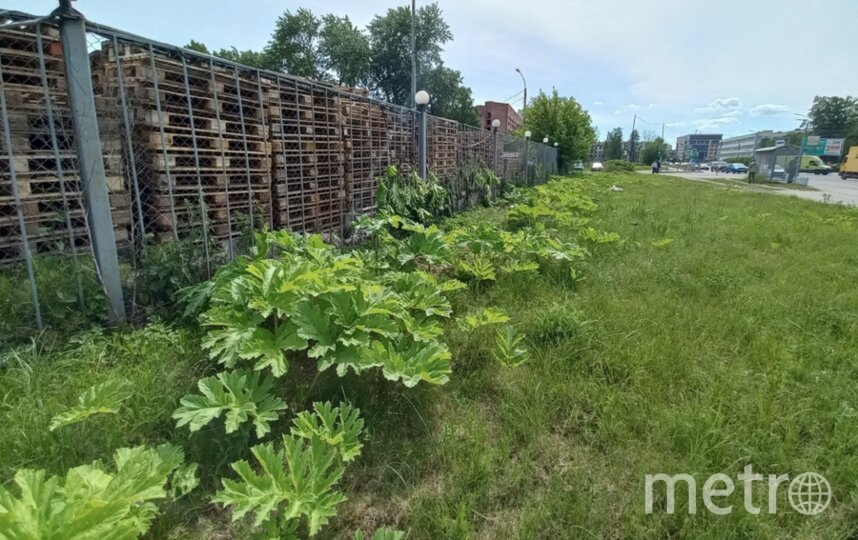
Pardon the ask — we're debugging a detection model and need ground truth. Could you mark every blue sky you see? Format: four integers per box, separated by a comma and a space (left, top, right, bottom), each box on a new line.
13, 0, 858, 146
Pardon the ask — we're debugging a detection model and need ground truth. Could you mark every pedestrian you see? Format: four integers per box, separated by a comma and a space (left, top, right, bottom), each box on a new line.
748, 161, 757, 184
787, 157, 798, 183
651, 161, 658, 174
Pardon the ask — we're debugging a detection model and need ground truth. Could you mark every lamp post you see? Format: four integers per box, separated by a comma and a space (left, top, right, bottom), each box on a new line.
793, 113, 810, 184
491, 118, 501, 177
515, 67, 527, 125
554, 141, 559, 174
416, 90, 430, 180
542, 137, 549, 182
524, 130, 531, 185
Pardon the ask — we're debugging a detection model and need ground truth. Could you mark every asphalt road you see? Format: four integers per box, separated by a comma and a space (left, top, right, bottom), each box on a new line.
653, 170, 858, 206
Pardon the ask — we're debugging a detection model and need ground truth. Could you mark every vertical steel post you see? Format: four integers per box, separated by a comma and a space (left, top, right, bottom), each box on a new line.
36, 26, 84, 312
179, 54, 211, 278
208, 59, 234, 259
418, 106, 427, 180
233, 67, 254, 233
524, 138, 530, 185
111, 36, 145, 241
256, 71, 273, 230
56, 4, 126, 323
148, 44, 178, 241
0, 55, 43, 329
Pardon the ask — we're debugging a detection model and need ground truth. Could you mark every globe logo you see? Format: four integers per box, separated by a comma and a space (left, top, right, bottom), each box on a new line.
788, 472, 831, 515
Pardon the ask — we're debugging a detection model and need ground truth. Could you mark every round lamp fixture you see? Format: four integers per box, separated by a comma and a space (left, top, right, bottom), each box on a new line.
415, 90, 430, 106
554, 142, 559, 147
491, 119, 501, 129
525, 130, 532, 139
543, 137, 549, 144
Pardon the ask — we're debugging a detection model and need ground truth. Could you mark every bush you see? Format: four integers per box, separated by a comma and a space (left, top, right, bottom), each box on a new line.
604, 160, 637, 173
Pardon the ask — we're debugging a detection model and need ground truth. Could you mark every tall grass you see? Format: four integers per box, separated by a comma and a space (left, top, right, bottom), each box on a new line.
2, 172, 857, 538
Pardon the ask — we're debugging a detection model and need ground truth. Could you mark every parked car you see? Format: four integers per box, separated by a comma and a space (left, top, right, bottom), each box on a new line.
699, 164, 711, 171
591, 162, 604, 171
573, 160, 584, 171
728, 163, 748, 174
772, 165, 786, 180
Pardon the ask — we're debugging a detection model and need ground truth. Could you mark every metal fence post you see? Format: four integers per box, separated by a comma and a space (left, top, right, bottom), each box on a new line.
56, 2, 126, 323
418, 106, 428, 180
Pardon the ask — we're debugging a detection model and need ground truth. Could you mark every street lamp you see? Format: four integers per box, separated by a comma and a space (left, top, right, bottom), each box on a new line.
523, 130, 532, 185
543, 137, 549, 144
491, 119, 501, 178
515, 67, 527, 125
416, 90, 430, 179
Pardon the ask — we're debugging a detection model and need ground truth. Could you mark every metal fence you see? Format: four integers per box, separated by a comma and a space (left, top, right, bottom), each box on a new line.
0, 6, 558, 333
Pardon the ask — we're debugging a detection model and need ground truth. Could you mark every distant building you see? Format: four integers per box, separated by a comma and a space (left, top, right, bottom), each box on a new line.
477, 101, 522, 133
719, 131, 773, 160
676, 133, 722, 162
590, 141, 606, 162
622, 140, 645, 161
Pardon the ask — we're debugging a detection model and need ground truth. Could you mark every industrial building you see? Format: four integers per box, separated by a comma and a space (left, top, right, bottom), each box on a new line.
477, 101, 522, 133
676, 133, 723, 162
719, 131, 772, 160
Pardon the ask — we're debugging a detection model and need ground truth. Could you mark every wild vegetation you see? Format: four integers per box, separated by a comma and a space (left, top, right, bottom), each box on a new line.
3, 171, 857, 538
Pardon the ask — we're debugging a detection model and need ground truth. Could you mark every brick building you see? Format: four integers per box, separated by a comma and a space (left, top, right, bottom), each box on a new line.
477, 101, 522, 133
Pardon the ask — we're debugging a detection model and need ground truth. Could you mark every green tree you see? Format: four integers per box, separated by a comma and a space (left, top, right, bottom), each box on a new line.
425, 65, 478, 126
640, 137, 669, 165
521, 89, 596, 169
319, 15, 371, 87
185, 40, 209, 54
266, 8, 323, 78
215, 47, 273, 69
628, 129, 640, 162
808, 96, 857, 135
605, 128, 624, 160
758, 136, 774, 148
367, 3, 452, 105
786, 130, 803, 146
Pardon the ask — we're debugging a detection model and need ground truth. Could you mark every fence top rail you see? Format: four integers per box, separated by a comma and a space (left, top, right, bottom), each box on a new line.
0, 8, 416, 118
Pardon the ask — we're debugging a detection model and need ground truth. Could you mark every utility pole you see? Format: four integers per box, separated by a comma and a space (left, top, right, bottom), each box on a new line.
629, 114, 636, 161
410, 0, 417, 109
515, 68, 527, 126
659, 122, 665, 163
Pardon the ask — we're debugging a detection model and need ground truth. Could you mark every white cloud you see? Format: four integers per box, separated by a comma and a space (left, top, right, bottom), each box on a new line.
648, 103, 657, 109
693, 117, 740, 130
613, 103, 640, 114
593, 101, 604, 106
749, 104, 791, 116
694, 97, 742, 113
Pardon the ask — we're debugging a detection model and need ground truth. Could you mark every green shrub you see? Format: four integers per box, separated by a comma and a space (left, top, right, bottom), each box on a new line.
604, 160, 637, 173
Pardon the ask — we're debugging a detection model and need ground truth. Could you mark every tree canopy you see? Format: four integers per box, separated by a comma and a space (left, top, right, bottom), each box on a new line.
185, 3, 478, 124
640, 137, 669, 165
521, 89, 596, 169
808, 96, 858, 149
604, 128, 624, 160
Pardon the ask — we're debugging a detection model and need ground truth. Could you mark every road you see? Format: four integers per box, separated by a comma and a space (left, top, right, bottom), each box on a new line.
651, 170, 858, 206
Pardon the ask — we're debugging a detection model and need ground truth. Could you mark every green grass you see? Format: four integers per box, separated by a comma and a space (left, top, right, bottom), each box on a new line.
2, 171, 858, 538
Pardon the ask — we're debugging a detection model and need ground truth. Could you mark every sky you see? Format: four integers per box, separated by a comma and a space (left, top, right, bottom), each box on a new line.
11, 0, 858, 146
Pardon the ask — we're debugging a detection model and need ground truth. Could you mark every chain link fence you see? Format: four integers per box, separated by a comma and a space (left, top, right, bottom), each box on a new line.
0, 8, 559, 336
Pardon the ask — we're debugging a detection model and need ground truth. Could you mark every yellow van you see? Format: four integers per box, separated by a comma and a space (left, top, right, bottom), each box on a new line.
841, 146, 858, 180
800, 155, 831, 175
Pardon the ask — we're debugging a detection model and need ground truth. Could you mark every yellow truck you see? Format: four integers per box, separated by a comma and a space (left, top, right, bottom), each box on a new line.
841, 146, 858, 180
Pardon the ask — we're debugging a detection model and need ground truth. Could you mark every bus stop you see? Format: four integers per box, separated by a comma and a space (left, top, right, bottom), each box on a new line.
754, 145, 800, 182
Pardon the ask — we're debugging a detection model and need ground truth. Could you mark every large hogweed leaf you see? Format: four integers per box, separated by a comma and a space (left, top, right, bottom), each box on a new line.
0, 444, 189, 539
457, 307, 510, 331
173, 370, 287, 438
49, 380, 132, 431
213, 434, 347, 536
493, 325, 529, 368
363, 340, 452, 387
291, 402, 364, 462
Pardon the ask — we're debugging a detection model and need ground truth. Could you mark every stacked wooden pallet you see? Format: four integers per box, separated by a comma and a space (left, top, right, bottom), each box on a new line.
267, 78, 346, 233
340, 89, 387, 215
382, 103, 415, 175
0, 26, 130, 263
94, 42, 272, 242
427, 116, 458, 179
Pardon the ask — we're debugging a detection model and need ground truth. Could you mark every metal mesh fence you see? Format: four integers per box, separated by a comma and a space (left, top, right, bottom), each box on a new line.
0, 9, 560, 333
